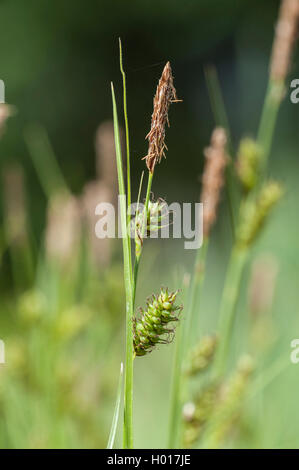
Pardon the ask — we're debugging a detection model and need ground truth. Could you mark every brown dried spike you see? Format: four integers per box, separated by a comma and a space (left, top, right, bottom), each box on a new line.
270, 0, 299, 81
144, 62, 180, 173
201, 127, 228, 238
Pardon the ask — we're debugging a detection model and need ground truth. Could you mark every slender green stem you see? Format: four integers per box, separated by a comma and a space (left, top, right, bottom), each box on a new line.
168, 312, 184, 448
111, 83, 134, 448
184, 240, 208, 349
132, 171, 153, 305
213, 246, 248, 379
257, 79, 284, 179
119, 39, 134, 293
119, 38, 131, 222
168, 240, 208, 448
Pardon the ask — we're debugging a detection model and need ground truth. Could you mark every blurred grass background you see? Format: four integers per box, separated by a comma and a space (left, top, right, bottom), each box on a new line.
0, 0, 298, 448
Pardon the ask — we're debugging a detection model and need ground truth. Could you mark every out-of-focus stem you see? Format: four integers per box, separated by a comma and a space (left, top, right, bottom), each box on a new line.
257, 80, 284, 179
213, 246, 248, 379
168, 240, 208, 448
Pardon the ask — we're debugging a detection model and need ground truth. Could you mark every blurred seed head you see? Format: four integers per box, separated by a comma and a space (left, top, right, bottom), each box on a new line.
81, 180, 114, 267
201, 127, 228, 238
3, 165, 27, 246
53, 304, 93, 342
236, 138, 261, 192
186, 334, 218, 376
0, 104, 14, 137
45, 192, 81, 266
95, 120, 122, 204
183, 383, 219, 448
205, 355, 254, 448
18, 289, 46, 325
248, 255, 278, 351
248, 254, 278, 317
270, 0, 299, 82
237, 180, 283, 248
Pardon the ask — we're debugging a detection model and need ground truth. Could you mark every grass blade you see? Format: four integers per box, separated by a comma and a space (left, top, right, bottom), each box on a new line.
107, 363, 124, 449
111, 82, 134, 448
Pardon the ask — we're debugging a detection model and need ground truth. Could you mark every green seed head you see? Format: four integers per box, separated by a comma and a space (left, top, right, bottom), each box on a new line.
133, 288, 182, 357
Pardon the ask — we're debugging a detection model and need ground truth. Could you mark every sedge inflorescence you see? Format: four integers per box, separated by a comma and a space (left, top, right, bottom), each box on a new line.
144, 62, 180, 173
133, 288, 182, 357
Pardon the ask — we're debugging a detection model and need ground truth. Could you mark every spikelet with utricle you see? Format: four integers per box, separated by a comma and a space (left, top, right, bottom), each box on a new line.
134, 198, 170, 257
133, 288, 182, 357
186, 335, 218, 376
237, 180, 283, 249
143, 62, 181, 173
201, 127, 229, 239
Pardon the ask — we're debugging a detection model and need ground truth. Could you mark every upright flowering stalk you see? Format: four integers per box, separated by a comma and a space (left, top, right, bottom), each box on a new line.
110, 48, 181, 449
133, 62, 180, 298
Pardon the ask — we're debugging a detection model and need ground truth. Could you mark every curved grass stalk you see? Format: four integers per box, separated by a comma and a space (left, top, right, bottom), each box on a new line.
107, 363, 124, 449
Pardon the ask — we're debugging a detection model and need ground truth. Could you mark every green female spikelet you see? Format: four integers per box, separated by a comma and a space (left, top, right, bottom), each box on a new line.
134, 198, 169, 257
133, 288, 182, 357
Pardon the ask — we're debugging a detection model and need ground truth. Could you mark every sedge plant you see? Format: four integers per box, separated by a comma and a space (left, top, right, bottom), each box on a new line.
110, 41, 182, 449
